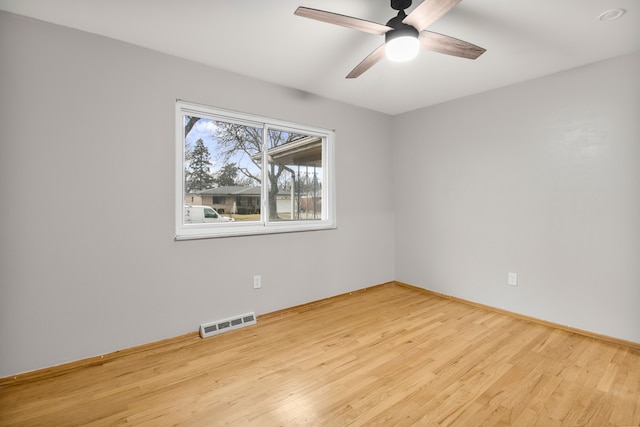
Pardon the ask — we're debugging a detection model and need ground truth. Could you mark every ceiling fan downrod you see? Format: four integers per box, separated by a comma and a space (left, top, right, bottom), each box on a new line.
390, 0, 412, 11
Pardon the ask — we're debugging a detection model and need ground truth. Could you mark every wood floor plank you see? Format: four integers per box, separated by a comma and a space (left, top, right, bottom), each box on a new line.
1, 283, 639, 426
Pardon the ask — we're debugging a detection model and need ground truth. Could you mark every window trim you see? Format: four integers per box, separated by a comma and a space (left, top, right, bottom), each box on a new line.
175, 100, 336, 240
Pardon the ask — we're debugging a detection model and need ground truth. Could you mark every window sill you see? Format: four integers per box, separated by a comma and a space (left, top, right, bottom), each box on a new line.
175, 222, 337, 240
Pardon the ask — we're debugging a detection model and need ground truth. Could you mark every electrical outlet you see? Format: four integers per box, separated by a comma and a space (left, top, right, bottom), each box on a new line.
253, 275, 262, 289
508, 272, 518, 286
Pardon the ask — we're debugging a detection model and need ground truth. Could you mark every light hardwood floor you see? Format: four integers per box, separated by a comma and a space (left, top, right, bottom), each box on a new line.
1, 283, 639, 426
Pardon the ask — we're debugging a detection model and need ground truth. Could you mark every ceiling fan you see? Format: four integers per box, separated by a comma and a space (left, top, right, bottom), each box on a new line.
294, 0, 486, 78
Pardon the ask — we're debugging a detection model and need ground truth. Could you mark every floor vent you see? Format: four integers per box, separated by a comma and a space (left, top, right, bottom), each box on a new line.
200, 312, 256, 338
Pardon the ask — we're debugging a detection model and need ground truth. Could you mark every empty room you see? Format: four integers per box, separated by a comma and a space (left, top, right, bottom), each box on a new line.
1, 0, 639, 425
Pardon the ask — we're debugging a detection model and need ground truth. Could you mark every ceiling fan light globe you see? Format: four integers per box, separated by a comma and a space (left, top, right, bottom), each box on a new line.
385, 36, 420, 62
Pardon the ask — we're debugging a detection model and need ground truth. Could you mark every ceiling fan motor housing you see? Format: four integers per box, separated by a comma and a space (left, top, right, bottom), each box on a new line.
385, 23, 419, 43
385, 11, 419, 42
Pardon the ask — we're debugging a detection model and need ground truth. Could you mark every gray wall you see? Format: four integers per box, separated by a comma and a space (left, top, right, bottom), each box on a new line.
393, 52, 640, 343
0, 12, 395, 377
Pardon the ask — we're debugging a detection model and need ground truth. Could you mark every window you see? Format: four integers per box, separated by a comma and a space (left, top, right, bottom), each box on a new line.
175, 101, 336, 239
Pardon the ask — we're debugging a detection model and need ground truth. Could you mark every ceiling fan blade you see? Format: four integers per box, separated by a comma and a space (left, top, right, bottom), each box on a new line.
403, 0, 462, 32
346, 44, 386, 79
419, 31, 486, 59
295, 7, 392, 35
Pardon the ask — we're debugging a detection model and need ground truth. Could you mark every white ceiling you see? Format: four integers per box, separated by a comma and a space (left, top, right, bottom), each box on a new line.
2, 0, 639, 115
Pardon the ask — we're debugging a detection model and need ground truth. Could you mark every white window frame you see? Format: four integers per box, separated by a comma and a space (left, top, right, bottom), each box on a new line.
175, 100, 336, 240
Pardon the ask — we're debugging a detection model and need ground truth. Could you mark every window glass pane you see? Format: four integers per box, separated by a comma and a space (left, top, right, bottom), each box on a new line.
183, 115, 262, 223
267, 129, 323, 222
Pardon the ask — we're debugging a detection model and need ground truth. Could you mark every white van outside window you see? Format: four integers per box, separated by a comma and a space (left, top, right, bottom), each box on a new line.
184, 205, 234, 224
